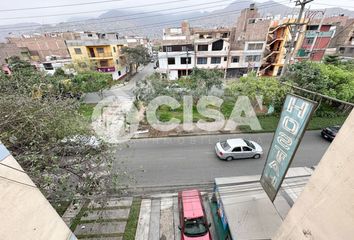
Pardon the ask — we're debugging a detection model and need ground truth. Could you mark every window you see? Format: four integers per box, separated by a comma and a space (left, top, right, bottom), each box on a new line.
88, 33, 93, 37
211, 57, 221, 64
222, 32, 229, 38
198, 45, 208, 51
248, 19, 256, 24
242, 146, 252, 152
232, 147, 242, 152
183, 217, 208, 237
97, 47, 104, 54
212, 40, 224, 51
116, 59, 119, 65
224, 57, 227, 61
244, 139, 255, 149
100, 60, 108, 67
181, 57, 191, 64
220, 141, 231, 151
168, 57, 175, 65
339, 47, 345, 53
166, 46, 172, 52
247, 43, 263, 50
232, 56, 239, 63
305, 38, 314, 45
245, 55, 261, 62
113, 47, 116, 52
197, 57, 207, 64
74, 48, 82, 54
43, 63, 54, 70
182, 46, 187, 51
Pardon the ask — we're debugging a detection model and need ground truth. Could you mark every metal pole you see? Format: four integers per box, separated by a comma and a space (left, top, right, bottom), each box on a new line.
281, 0, 314, 76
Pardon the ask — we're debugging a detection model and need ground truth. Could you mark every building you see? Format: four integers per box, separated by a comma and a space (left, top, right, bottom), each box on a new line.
66, 32, 128, 80
274, 110, 354, 239
7, 32, 74, 61
0, 42, 30, 65
158, 4, 270, 80
327, 17, 354, 59
260, 18, 295, 76
227, 4, 270, 77
0, 142, 77, 240
212, 167, 314, 240
38, 56, 74, 76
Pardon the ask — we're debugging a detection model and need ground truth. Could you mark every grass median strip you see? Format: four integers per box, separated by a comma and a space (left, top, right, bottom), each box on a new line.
123, 198, 142, 240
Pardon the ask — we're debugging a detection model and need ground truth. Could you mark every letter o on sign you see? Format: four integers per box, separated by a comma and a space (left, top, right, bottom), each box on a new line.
283, 116, 299, 135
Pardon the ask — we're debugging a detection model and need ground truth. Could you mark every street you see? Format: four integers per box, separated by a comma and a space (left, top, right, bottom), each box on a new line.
116, 130, 331, 187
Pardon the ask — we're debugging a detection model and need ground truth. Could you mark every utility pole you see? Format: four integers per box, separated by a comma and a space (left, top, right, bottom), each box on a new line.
281, 0, 314, 76
186, 48, 189, 77
309, 10, 326, 60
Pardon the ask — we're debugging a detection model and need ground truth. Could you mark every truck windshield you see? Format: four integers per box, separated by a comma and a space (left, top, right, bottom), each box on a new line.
184, 217, 208, 237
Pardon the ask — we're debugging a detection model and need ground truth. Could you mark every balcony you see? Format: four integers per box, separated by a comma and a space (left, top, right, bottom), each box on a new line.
97, 66, 115, 73
89, 52, 113, 59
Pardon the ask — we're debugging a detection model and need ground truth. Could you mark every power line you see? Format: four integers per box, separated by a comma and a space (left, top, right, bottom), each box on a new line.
0, 175, 37, 188
0, 162, 27, 174
0, 1, 289, 32
0, 0, 126, 12
0, 0, 235, 21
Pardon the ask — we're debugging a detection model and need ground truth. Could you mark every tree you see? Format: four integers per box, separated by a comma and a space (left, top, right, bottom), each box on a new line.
0, 58, 121, 204
121, 45, 150, 73
227, 72, 290, 110
323, 55, 339, 65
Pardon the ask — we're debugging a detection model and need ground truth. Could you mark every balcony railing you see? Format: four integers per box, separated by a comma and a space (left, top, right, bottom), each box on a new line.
97, 66, 115, 72
305, 30, 334, 38
89, 53, 113, 58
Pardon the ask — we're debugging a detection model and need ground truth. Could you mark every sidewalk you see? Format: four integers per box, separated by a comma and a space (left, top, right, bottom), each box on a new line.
135, 193, 217, 240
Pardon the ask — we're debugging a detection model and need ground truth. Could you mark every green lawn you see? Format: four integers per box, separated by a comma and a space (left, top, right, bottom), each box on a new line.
123, 198, 141, 240
155, 101, 348, 132
78, 103, 95, 120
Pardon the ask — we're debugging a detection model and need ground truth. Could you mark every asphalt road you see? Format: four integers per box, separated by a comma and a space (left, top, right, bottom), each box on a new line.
116, 131, 331, 187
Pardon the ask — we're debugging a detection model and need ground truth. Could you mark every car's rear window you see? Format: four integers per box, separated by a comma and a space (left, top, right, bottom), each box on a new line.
220, 141, 231, 151
244, 139, 255, 149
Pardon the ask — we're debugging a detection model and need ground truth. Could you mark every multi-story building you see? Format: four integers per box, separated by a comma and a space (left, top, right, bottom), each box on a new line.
158, 4, 271, 80
7, 32, 75, 61
326, 16, 354, 58
158, 40, 195, 79
260, 18, 296, 76
66, 32, 128, 80
227, 4, 270, 77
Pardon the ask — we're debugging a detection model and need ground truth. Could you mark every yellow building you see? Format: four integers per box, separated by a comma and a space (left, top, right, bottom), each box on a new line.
260, 18, 304, 76
66, 37, 128, 79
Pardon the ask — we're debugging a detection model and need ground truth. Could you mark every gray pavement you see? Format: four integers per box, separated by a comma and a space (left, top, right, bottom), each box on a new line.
83, 63, 154, 104
116, 131, 330, 187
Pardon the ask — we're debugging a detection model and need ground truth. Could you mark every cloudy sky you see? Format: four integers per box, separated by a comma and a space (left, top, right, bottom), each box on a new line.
0, 0, 353, 26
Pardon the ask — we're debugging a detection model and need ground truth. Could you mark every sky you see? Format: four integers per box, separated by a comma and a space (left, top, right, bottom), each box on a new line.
0, 0, 353, 26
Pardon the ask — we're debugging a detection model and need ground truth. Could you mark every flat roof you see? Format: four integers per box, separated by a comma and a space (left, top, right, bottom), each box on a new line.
215, 167, 313, 240
181, 190, 204, 219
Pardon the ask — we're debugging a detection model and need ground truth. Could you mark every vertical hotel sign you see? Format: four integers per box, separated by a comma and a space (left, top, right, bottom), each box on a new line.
260, 94, 317, 202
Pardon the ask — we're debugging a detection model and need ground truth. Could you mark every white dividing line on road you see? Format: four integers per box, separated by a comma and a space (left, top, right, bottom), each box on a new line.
135, 199, 151, 240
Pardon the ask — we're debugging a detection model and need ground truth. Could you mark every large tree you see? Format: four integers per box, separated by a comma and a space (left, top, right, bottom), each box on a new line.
0, 59, 121, 203
121, 45, 150, 73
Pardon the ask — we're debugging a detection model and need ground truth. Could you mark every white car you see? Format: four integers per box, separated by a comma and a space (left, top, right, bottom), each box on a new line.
215, 138, 263, 161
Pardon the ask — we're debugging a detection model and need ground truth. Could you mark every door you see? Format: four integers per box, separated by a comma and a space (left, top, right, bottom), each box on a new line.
242, 146, 253, 158
231, 147, 242, 159
89, 48, 95, 57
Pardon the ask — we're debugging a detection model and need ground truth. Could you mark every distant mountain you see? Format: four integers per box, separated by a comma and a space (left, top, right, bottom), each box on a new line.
1, 0, 354, 41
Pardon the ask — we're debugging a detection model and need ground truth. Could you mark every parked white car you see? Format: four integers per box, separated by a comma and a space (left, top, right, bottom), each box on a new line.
215, 138, 263, 161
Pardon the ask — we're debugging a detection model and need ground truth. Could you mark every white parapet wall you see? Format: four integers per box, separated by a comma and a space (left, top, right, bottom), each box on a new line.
273, 109, 354, 240
0, 143, 77, 240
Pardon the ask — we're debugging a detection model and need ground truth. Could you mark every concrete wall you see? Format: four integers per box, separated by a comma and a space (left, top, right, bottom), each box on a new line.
0, 143, 76, 240
273, 110, 354, 240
